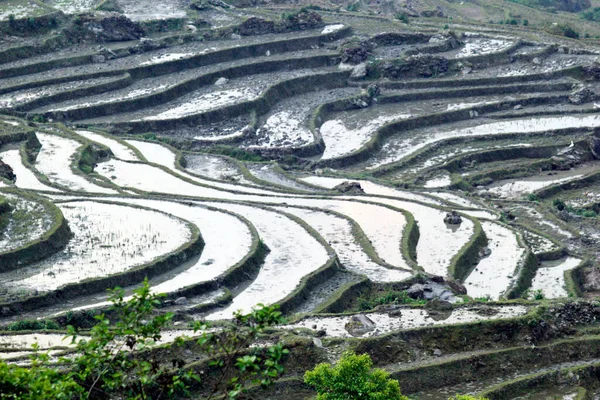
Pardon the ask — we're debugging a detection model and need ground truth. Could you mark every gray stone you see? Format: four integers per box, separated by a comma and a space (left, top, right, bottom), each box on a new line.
532, 57, 541, 65
433, 348, 443, 357
444, 210, 463, 225
174, 297, 188, 305
514, 104, 523, 110
345, 314, 376, 337
351, 63, 367, 79
312, 337, 323, 348
590, 136, 600, 159
569, 86, 594, 105
333, 181, 364, 194
214, 77, 229, 85
91, 54, 106, 63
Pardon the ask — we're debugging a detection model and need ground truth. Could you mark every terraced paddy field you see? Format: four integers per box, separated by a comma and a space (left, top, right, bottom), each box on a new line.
2, 2, 600, 398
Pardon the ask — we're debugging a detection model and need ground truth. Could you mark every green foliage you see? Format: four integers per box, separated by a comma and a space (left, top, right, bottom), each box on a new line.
304, 352, 407, 400
545, 23, 580, 39
581, 7, 600, 21
191, 304, 288, 398
357, 290, 426, 311
0, 279, 288, 399
553, 198, 566, 211
0, 350, 84, 400
527, 193, 540, 202
395, 12, 410, 23
141, 133, 157, 141
346, 2, 360, 12
6, 320, 60, 331
523, 19, 529, 25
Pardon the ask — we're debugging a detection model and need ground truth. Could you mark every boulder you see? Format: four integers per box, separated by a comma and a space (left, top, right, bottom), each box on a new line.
406, 281, 460, 303
350, 63, 367, 79
0, 159, 16, 182
589, 136, 600, 159
214, 77, 229, 85
333, 181, 364, 194
174, 297, 188, 305
444, 210, 462, 225
66, 14, 144, 43
344, 314, 376, 336
236, 17, 276, 36
341, 42, 371, 64
569, 86, 594, 105
282, 11, 323, 31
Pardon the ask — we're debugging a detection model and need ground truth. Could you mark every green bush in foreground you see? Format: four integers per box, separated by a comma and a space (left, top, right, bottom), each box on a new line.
304, 351, 408, 400
0, 279, 287, 399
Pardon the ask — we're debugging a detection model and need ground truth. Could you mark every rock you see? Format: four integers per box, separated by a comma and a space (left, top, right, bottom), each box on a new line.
333, 181, 364, 194
214, 77, 229, 85
421, 8, 444, 17
186, 24, 197, 33
341, 42, 371, 65
569, 86, 595, 105
559, 209, 572, 222
444, 210, 463, 225
91, 54, 106, 63
589, 136, 600, 159
514, 104, 523, 110
351, 63, 367, 79
532, 57, 541, 65
433, 348, 443, 357
344, 314, 376, 336
236, 17, 276, 36
174, 297, 188, 305
230, 33, 241, 40
407, 281, 461, 303
374, 54, 448, 79
0, 159, 16, 182
66, 14, 144, 43
479, 246, 492, 258
281, 11, 323, 31
265, 50, 271, 56
312, 337, 323, 348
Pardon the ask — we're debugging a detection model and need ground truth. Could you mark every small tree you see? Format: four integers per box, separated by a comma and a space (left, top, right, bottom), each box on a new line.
0, 279, 288, 399
304, 351, 408, 400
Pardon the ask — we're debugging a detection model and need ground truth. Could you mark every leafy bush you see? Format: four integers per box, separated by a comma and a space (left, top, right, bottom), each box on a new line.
553, 198, 566, 211
6, 320, 60, 331
0, 279, 288, 400
304, 352, 408, 400
346, 2, 360, 12
357, 290, 426, 311
545, 23, 580, 39
527, 193, 540, 202
581, 7, 600, 21
395, 12, 410, 23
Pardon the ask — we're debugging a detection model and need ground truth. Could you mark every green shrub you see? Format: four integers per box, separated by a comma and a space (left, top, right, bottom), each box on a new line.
523, 19, 529, 25
357, 290, 426, 311
395, 12, 410, 23
304, 352, 408, 400
527, 193, 540, 202
346, 2, 359, 11
581, 7, 600, 21
0, 279, 288, 400
6, 320, 60, 331
553, 198, 566, 211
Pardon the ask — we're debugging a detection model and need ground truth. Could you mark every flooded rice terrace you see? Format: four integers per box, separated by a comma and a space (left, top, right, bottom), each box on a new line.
1, 5, 600, 398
